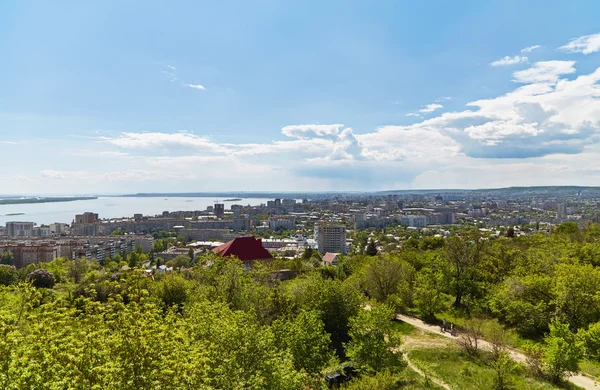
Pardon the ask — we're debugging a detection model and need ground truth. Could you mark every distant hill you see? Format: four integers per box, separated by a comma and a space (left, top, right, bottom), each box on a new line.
119, 186, 600, 199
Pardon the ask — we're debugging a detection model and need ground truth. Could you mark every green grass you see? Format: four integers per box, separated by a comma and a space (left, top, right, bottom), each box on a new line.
408, 345, 580, 390
341, 367, 445, 390
580, 360, 600, 379
392, 319, 418, 336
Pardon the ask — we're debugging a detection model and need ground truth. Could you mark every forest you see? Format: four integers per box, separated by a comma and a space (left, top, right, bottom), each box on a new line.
1, 222, 600, 389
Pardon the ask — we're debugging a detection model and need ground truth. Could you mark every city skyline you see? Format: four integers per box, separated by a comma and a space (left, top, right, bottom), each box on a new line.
2, 1, 600, 194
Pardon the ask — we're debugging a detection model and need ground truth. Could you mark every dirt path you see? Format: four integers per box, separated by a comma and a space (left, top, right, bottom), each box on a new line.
396, 314, 600, 390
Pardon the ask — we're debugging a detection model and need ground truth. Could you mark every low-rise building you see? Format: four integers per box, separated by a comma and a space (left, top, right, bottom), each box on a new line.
212, 236, 273, 268
322, 252, 341, 267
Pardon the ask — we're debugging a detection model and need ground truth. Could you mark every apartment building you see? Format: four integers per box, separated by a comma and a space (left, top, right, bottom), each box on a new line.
315, 222, 347, 254
0, 242, 58, 268
5, 222, 35, 237
401, 215, 427, 228
268, 216, 295, 231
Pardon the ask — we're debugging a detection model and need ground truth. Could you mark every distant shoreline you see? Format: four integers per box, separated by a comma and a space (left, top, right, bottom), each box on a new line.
0, 196, 98, 206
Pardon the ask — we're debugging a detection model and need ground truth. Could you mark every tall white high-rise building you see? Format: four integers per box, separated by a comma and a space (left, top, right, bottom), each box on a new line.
315, 222, 347, 254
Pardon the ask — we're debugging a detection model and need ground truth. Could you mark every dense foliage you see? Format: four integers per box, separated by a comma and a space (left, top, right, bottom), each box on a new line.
3, 222, 600, 388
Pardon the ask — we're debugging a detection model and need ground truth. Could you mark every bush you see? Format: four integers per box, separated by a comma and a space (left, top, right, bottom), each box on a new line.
166, 255, 191, 269
580, 321, 600, 361
491, 351, 516, 390
155, 273, 189, 309
460, 317, 484, 356
526, 320, 583, 383
0, 264, 19, 286
27, 269, 56, 289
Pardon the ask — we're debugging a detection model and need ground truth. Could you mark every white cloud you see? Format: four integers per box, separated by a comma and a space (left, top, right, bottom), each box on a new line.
419, 103, 443, 113
229, 139, 334, 157
40, 169, 194, 182
69, 150, 130, 157
405, 112, 421, 117
560, 33, 600, 54
281, 124, 343, 139
187, 83, 206, 90
102, 132, 225, 151
521, 45, 541, 53
162, 67, 178, 82
490, 55, 528, 66
464, 119, 540, 140
19, 41, 600, 192
162, 65, 206, 90
436, 96, 452, 102
512, 60, 576, 83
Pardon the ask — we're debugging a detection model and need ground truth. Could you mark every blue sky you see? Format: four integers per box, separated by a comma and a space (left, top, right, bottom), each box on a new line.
1, 1, 600, 194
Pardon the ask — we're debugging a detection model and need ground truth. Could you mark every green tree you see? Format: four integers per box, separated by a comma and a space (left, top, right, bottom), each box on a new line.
286, 274, 362, 354
166, 255, 191, 269
489, 275, 555, 337
541, 320, 582, 383
301, 246, 314, 260
445, 231, 485, 307
506, 227, 515, 238
127, 252, 139, 268
345, 303, 404, 373
363, 256, 413, 304
556, 222, 579, 235
0, 250, 14, 266
579, 321, 600, 361
67, 258, 93, 283
272, 310, 333, 374
0, 265, 18, 286
366, 239, 378, 256
491, 351, 515, 390
413, 269, 447, 319
155, 273, 189, 310
554, 263, 600, 330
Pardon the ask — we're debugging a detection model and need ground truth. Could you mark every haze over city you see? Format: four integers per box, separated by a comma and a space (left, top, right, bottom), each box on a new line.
2, 1, 600, 194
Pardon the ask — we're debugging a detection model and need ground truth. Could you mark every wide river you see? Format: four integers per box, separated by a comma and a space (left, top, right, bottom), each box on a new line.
0, 197, 275, 226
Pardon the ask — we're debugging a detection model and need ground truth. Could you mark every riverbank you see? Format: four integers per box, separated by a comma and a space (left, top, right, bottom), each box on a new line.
0, 196, 98, 205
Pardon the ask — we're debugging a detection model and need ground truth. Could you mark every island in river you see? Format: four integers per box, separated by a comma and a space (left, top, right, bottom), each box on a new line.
0, 196, 98, 205
223, 198, 242, 201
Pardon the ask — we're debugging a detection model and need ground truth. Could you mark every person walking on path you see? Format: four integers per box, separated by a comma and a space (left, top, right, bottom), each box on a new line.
442, 318, 447, 332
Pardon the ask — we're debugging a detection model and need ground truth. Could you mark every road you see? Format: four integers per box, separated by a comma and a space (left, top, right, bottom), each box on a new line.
396, 314, 600, 390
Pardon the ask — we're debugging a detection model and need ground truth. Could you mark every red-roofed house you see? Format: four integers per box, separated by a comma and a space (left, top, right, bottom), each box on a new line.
212, 236, 273, 266
322, 252, 341, 267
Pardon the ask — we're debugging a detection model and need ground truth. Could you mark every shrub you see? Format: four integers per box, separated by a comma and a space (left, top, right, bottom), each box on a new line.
27, 269, 56, 289
0, 264, 19, 286
580, 321, 600, 361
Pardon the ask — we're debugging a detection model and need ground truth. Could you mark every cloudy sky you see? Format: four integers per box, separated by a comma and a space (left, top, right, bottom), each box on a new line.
1, 1, 600, 194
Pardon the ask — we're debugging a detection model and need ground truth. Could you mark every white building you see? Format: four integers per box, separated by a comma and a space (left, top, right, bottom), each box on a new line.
5, 222, 35, 237
467, 208, 486, 218
315, 222, 347, 254
50, 223, 70, 235
268, 216, 295, 231
401, 215, 427, 228
261, 238, 298, 249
